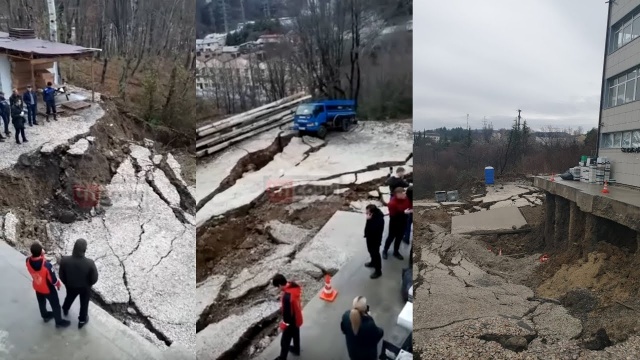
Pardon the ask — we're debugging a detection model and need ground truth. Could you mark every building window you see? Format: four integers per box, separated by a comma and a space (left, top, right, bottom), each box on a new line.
634, 131, 640, 146
610, 9, 640, 52
603, 133, 614, 148
623, 131, 632, 147
606, 68, 640, 107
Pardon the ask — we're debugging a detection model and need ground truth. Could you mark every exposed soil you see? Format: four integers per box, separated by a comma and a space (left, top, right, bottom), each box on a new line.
196, 150, 399, 357
2, 99, 195, 346
418, 177, 640, 349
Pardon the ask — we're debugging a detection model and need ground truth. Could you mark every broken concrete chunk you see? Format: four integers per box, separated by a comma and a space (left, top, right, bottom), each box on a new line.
381, 194, 391, 205
143, 138, 154, 148
368, 190, 379, 198
40, 142, 57, 154
227, 257, 290, 300
166, 153, 187, 186
196, 301, 280, 360
531, 303, 582, 342
153, 155, 163, 165
379, 186, 390, 194
196, 275, 226, 322
350, 200, 384, 213
288, 259, 323, 279
3, 212, 18, 245
149, 169, 181, 208
67, 138, 90, 155
266, 221, 311, 246
129, 144, 153, 171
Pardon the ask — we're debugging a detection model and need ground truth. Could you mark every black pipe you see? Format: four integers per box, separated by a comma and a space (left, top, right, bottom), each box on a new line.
596, 1, 615, 157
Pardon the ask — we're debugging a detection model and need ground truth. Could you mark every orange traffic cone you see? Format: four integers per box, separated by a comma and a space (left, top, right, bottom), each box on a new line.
601, 181, 610, 194
319, 274, 338, 302
550, 173, 555, 182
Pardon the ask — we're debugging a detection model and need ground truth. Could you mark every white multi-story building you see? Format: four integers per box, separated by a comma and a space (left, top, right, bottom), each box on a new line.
196, 33, 226, 53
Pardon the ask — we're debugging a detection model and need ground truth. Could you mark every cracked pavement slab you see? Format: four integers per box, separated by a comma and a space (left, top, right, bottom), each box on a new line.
50, 152, 195, 350
196, 122, 412, 227
415, 225, 619, 359
6, 105, 104, 168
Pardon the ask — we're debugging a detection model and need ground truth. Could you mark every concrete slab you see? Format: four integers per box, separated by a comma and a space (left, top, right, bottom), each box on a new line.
451, 207, 527, 234
0, 240, 167, 360
255, 227, 410, 360
196, 275, 226, 322
489, 197, 532, 210
266, 221, 312, 245
295, 211, 370, 273
49, 155, 195, 349
197, 301, 280, 360
355, 168, 389, 184
196, 138, 310, 227
196, 129, 281, 204
478, 184, 533, 204
4, 105, 104, 169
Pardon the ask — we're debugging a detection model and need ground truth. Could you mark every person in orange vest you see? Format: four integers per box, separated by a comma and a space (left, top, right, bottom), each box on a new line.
272, 274, 303, 360
25, 241, 70, 328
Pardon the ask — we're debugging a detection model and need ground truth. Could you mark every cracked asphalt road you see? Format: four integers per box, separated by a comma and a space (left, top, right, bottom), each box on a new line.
49, 145, 195, 351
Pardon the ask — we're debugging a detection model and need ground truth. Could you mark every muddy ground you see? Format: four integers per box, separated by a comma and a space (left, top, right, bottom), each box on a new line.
415, 178, 640, 358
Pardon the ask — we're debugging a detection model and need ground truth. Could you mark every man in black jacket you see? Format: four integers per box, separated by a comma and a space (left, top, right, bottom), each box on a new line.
59, 238, 99, 329
10, 101, 27, 144
364, 204, 385, 279
386, 167, 410, 195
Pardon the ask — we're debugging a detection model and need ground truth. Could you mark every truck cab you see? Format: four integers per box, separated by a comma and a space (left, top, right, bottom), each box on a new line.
293, 99, 357, 139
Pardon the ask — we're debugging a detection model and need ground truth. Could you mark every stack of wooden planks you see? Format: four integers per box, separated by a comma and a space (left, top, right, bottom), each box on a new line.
196, 92, 311, 158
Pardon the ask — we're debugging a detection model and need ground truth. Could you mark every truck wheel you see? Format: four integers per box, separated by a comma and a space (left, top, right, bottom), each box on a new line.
316, 126, 328, 139
341, 118, 351, 132
298, 130, 306, 137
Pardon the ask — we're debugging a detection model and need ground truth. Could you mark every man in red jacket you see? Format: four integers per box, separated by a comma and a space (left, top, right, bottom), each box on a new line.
25, 241, 71, 328
272, 274, 303, 360
383, 187, 412, 260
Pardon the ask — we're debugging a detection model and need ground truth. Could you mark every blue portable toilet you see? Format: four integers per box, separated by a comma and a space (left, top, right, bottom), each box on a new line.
485, 166, 495, 185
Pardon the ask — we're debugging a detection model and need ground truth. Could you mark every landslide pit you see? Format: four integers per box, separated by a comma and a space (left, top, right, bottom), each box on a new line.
1, 98, 195, 351
195, 121, 413, 359
414, 179, 640, 358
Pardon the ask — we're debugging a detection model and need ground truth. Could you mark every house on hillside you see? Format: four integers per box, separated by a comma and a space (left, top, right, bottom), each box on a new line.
0, 29, 98, 97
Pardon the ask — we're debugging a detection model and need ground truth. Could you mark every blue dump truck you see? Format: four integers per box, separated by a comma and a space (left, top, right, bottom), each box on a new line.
292, 99, 357, 139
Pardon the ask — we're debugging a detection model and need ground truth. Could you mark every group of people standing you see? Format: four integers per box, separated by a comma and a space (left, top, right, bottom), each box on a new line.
0, 82, 58, 144
25, 239, 98, 329
364, 166, 413, 279
271, 167, 413, 360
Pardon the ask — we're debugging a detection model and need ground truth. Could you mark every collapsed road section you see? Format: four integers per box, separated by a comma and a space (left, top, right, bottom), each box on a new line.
414, 180, 640, 359
0, 91, 195, 355
195, 120, 413, 359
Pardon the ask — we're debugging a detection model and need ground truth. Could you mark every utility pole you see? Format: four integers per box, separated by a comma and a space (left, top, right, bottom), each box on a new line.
47, 0, 60, 84
517, 109, 522, 129
264, 0, 272, 19
466, 113, 469, 129
240, 0, 246, 24
219, 0, 229, 33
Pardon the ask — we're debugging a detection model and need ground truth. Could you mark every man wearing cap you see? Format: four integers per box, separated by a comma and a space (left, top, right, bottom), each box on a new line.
23, 85, 38, 126
42, 82, 57, 122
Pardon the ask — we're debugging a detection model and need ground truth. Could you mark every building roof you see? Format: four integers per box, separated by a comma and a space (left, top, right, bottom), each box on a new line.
0, 32, 99, 57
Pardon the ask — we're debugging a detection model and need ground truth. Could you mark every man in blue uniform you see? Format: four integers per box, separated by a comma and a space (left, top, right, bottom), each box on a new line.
42, 82, 57, 122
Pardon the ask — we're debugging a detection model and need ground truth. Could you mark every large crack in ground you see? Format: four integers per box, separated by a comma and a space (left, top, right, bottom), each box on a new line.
196, 132, 294, 211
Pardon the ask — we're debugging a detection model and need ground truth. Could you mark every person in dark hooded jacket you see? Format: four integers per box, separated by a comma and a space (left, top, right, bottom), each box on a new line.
59, 238, 98, 328
340, 296, 384, 360
25, 241, 71, 328
10, 101, 27, 144
364, 204, 385, 279
272, 273, 303, 360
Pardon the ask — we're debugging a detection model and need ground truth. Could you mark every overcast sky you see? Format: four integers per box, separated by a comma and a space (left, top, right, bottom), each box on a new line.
414, 0, 608, 132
